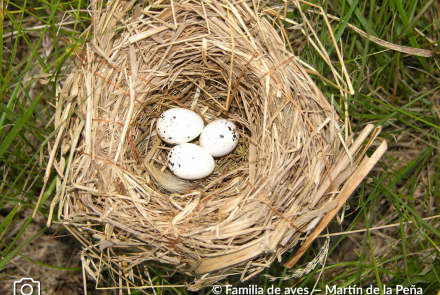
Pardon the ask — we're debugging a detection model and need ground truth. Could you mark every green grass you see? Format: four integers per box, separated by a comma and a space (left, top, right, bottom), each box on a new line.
290, 0, 440, 293
1, 0, 439, 294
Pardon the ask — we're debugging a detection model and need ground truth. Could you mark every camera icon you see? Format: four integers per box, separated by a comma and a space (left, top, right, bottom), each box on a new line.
13, 278, 40, 295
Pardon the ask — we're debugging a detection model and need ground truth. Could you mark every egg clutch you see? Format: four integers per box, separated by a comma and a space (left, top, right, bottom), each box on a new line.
156, 108, 239, 180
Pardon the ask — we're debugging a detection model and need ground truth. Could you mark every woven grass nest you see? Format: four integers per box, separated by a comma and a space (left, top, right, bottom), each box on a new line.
48, 0, 387, 291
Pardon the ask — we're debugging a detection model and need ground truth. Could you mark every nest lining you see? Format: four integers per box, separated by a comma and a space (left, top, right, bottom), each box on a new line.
51, 0, 356, 290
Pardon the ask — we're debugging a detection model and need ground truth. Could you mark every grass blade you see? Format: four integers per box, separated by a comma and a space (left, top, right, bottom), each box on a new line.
0, 204, 19, 237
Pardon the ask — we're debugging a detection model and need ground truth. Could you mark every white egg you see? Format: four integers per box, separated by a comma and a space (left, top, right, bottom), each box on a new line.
167, 143, 215, 180
199, 119, 239, 157
156, 108, 204, 144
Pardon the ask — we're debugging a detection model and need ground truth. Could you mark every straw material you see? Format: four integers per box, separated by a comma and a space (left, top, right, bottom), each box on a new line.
49, 0, 386, 291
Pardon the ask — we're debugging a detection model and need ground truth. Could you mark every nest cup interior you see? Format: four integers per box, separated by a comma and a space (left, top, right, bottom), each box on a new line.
60, 0, 341, 288
133, 72, 251, 191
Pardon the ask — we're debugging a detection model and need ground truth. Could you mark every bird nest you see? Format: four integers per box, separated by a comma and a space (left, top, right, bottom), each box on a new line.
48, 0, 387, 291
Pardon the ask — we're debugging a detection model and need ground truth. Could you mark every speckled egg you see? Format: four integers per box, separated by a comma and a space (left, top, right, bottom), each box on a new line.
167, 143, 215, 180
156, 108, 204, 144
199, 119, 239, 157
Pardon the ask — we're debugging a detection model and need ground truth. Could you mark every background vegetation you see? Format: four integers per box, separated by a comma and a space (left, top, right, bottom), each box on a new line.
0, 0, 439, 294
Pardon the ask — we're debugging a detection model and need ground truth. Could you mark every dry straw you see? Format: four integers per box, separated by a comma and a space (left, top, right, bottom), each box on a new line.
44, 0, 387, 291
